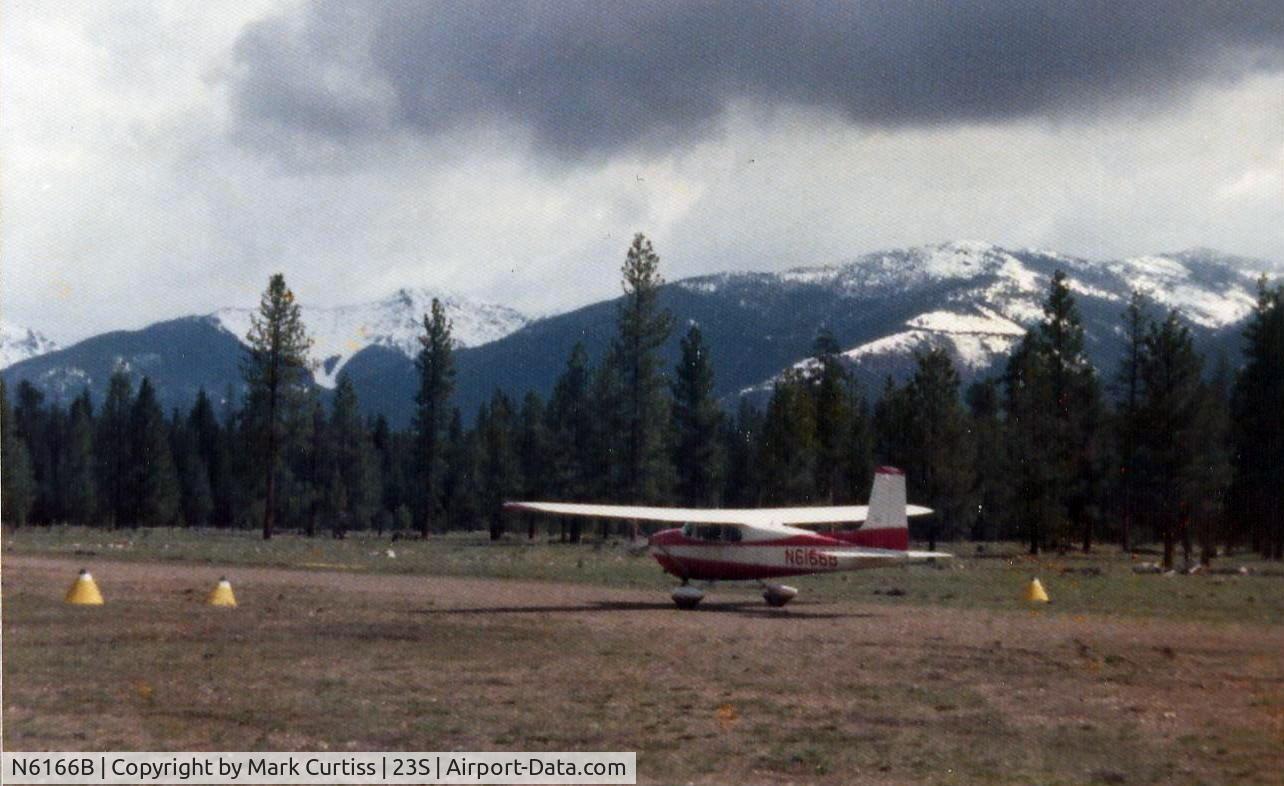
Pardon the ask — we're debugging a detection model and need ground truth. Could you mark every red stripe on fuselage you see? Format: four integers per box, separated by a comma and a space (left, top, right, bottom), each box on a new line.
651, 551, 818, 581
830, 528, 908, 550
647, 525, 908, 580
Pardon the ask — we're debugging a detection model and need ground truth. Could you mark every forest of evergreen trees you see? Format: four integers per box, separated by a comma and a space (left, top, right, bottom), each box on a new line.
3, 234, 1282, 569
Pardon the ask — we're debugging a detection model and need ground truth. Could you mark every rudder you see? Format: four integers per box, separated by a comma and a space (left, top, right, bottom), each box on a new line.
837, 467, 910, 550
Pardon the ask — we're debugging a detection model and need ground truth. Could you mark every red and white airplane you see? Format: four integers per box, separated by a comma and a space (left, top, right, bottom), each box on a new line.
505, 467, 949, 609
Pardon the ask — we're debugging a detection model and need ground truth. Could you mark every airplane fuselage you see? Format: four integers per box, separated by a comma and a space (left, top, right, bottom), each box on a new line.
647, 526, 910, 582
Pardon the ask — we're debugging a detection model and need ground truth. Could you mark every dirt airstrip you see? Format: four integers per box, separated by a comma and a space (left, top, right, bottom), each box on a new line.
4, 554, 1283, 785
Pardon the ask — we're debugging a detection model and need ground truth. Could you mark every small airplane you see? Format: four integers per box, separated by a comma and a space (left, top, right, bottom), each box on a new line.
504, 467, 950, 609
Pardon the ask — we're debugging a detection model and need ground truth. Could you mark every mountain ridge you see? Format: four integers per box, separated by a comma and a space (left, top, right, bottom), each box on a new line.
4, 242, 1278, 424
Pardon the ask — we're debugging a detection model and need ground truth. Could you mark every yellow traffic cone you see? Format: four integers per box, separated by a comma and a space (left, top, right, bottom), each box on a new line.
64, 569, 104, 605
1024, 577, 1050, 603
206, 577, 237, 607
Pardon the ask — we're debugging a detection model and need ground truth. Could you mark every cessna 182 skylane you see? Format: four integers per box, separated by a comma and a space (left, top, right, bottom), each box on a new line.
505, 467, 949, 609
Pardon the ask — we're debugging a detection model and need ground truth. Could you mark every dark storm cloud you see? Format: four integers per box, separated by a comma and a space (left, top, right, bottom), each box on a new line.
230, 0, 1284, 157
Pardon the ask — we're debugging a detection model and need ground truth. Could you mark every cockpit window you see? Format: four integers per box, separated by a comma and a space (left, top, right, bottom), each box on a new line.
684, 524, 742, 541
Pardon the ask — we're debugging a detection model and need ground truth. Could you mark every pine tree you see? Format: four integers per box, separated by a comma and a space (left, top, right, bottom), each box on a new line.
546, 344, 594, 541
303, 398, 327, 537
1112, 291, 1151, 552
589, 358, 626, 531
517, 391, 552, 539
904, 348, 975, 551
1003, 335, 1057, 554
371, 414, 404, 527
1137, 311, 1204, 569
330, 374, 378, 533
841, 390, 875, 504
671, 325, 724, 506
442, 408, 479, 531
874, 376, 913, 469
242, 273, 313, 539
721, 398, 763, 507
757, 372, 818, 504
961, 379, 1007, 540
96, 371, 134, 528
1189, 356, 1233, 566
0, 379, 35, 526
810, 328, 852, 502
613, 233, 674, 506
478, 392, 520, 540
188, 389, 231, 527
129, 378, 180, 527
1004, 271, 1103, 552
413, 298, 455, 537
62, 390, 98, 525
13, 381, 53, 523
170, 413, 213, 527
1231, 279, 1284, 559
1041, 271, 1105, 551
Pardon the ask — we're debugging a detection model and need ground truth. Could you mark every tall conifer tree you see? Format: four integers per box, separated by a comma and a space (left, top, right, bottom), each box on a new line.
904, 348, 975, 550
1231, 279, 1284, 559
1112, 291, 1151, 552
1137, 311, 1204, 569
517, 391, 552, 538
0, 380, 35, 526
63, 390, 98, 525
129, 378, 180, 527
810, 329, 852, 503
96, 371, 134, 529
547, 344, 593, 541
671, 325, 724, 506
242, 274, 312, 539
613, 233, 674, 506
330, 373, 378, 534
757, 372, 818, 504
478, 392, 520, 540
413, 298, 455, 537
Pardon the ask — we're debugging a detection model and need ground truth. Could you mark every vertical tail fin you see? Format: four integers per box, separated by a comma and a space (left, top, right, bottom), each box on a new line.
866, 467, 908, 531
835, 467, 910, 550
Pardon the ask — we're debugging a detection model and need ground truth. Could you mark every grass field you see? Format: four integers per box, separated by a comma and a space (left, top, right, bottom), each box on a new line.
4, 527, 1284, 785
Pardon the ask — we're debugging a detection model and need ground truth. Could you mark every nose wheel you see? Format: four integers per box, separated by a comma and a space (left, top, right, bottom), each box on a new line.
671, 583, 704, 609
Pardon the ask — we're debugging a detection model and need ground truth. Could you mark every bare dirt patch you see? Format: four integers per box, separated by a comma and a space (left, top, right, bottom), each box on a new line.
4, 555, 1283, 785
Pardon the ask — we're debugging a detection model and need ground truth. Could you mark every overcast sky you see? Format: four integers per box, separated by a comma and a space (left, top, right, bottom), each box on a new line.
3, 0, 1282, 343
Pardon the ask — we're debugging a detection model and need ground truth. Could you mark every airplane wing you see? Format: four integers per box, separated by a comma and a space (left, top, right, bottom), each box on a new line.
503, 501, 933, 527
784, 505, 935, 527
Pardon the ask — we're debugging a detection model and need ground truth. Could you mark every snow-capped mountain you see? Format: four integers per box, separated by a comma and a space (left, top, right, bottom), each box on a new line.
715, 242, 1275, 396
211, 288, 530, 387
4, 243, 1277, 425
0, 320, 59, 369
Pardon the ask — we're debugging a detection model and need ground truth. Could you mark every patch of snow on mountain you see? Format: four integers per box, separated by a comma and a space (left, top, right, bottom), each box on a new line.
1109, 254, 1260, 328
843, 330, 931, 360
1115, 255, 1190, 281
947, 333, 1023, 369
677, 279, 721, 294
213, 289, 528, 388
777, 266, 841, 286
1159, 284, 1258, 328
0, 320, 59, 368
906, 308, 1025, 336
841, 328, 1017, 371
1068, 280, 1122, 302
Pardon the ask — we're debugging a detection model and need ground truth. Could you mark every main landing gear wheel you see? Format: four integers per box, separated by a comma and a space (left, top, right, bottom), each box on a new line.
761, 583, 799, 608
671, 583, 704, 609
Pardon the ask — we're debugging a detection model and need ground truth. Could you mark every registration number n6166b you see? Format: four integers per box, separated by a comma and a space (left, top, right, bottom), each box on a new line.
785, 548, 838, 568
